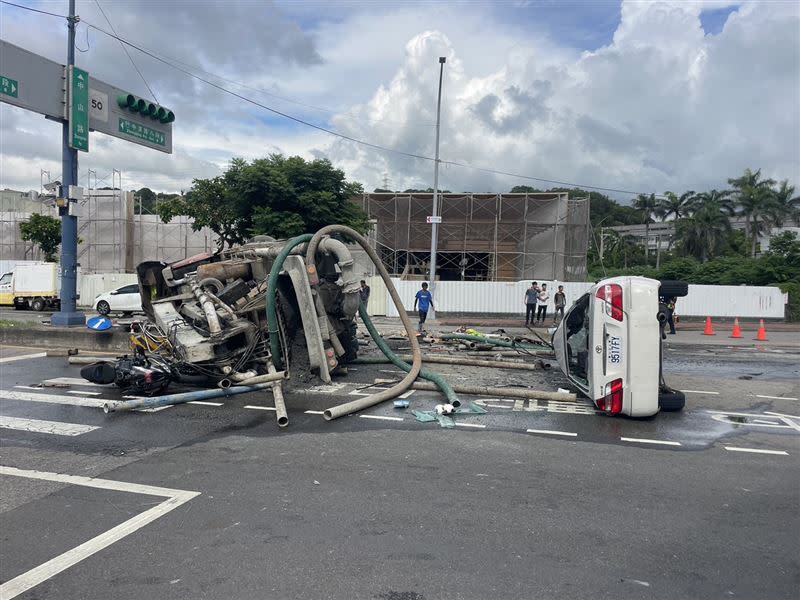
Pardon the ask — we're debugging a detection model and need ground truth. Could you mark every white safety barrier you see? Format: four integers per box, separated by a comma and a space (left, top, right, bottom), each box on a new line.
381, 279, 786, 319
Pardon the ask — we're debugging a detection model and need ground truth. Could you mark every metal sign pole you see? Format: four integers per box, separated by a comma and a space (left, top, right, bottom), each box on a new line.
428, 56, 446, 320
52, 0, 85, 326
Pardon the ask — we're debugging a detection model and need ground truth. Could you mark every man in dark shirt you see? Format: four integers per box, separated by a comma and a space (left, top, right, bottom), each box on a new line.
553, 285, 566, 324
524, 281, 539, 326
359, 280, 370, 305
414, 282, 434, 332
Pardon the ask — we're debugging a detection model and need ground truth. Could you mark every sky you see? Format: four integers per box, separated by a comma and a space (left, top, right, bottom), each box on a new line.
0, 0, 798, 201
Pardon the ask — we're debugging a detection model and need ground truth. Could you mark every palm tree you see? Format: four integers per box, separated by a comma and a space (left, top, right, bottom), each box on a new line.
728, 168, 777, 257
769, 180, 800, 227
675, 201, 732, 262
633, 193, 659, 264
692, 189, 734, 216
602, 229, 641, 268
659, 190, 695, 221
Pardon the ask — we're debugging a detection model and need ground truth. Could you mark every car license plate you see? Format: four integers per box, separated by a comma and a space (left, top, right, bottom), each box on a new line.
607, 335, 623, 366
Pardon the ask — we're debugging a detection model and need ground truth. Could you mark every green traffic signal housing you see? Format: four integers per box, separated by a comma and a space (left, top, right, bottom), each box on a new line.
116, 93, 175, 124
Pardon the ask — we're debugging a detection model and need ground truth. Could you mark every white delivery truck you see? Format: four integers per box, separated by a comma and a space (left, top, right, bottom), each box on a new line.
0, 262, 61, 311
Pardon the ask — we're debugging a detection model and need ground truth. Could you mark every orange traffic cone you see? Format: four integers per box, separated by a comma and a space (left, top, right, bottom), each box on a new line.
730, 318, 742, 338
702, 316, 715, 336
755, 319, 768, 341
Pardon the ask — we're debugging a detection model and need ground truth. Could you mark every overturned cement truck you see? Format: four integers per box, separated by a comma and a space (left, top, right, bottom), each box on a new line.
86, 225, 429, 426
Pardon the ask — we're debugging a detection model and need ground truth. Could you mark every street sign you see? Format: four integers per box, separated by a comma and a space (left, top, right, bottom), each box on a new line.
68, 66, 89, 152
0, 40, 173, 154
426, 215, 442, 224
1, 75, 18, 98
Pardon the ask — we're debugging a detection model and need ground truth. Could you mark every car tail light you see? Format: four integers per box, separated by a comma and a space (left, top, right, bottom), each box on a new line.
596, 378, 623, 414
596, 283, 623, 321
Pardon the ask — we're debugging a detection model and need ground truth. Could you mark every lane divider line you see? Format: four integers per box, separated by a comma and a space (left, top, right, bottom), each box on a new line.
359, 415, 403, 422
681, 390, 720, 395
187, 401, 223, 407
68, 390, 102, 397
13, 386, 46, 391
244, 405, 276, 411
724, 446, 789, 456
455, 423, 486, 428
304, 410, 325, 415
526, 429, 577, 437
0, 352, 47, 364
621, 437, 681, 446
0, 416, 99, 436
755, 394, 799, 401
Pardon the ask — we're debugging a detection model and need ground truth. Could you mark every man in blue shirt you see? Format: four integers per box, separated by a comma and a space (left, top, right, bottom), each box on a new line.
414, 282, 434, 332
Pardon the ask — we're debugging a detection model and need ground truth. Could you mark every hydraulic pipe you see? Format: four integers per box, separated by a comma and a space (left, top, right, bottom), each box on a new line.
352, 354, 542, 371
305, 225, 423, 421
191, 282, 222, 334
267, 361, 288, 428
233, 371, 287, 386
221, 366, 259, 381
409, 381, 576, 402
103, 382, 274, 413
442, 334, 544, 350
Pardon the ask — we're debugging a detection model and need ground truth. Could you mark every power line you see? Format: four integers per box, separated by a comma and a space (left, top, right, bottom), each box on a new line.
1, 0, 662, 197
93, 0, 159, 103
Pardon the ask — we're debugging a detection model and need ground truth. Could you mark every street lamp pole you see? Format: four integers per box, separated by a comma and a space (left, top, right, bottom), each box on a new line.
428, 56, 446, 320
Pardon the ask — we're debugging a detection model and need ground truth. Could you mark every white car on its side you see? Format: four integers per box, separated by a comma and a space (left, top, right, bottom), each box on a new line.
93, 284, 143, 316
552, 276, 688, 417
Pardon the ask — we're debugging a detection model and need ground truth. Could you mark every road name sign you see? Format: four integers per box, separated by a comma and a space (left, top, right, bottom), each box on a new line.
426, 215, 442, 224
1, 75, 18, 98
119, 117, 166, 146
68, 66, 89, 152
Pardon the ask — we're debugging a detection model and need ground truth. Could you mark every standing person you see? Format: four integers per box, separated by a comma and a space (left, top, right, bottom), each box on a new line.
359, 280, 370, 306
536, 283, 549, 325
666, 296, 677, 334
524, 281, 539, 326
553, 285, 566, 324
413, 282, 434, 332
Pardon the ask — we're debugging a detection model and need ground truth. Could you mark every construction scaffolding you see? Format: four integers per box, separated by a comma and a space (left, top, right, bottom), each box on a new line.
356, 192, 590, 281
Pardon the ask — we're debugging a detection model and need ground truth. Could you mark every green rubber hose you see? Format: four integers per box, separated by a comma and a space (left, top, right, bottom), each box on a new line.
266, 234, 313, 370
358, 302, 461, 407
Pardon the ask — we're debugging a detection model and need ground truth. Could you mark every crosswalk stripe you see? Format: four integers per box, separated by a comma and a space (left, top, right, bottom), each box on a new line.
0, 389, 106, 408
42, 377, 108, 388
0, 416, 99, 436
0, 352, 47, 364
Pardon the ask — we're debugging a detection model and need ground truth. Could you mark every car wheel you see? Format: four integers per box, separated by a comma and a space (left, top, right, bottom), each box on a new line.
96, 300, 111, 316
122, 311, 133, 317
659, 389, 686, 412
659, 280, 689, 298
31, 298, 45, 312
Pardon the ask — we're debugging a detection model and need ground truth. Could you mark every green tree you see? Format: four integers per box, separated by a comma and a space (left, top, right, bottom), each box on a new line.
134, 187, 158, 213
658, 190, 695, 221
675, 201, 732, 262
157, 155, 369, 249
19, 213, 61, 261
767, 230, 800, 259
728, 168, 777, 257
633, 193, 659, 264
769, 180, 800, 227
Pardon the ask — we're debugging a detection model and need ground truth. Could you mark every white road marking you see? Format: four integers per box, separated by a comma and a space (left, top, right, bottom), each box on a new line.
244, 405, 276, 411
621, 437, 681, 446
304, 410, 325, 415
42, 377, 108, 388
0, 352, 47, 364
13, 385, 46, 391
455, 422, 486, 428
187, 401, 223, 407
526, 429, 578, 437
0, 390, 105, 408
399, 390, 415, 399
0, 466, 199, 600
755, 394, 799, 401
753, 419, 781, 425
359, 414, 403, 422
68, 390, 103, 396
724, 446, 789, 456
0, 416, 99, 436
765, 411, 800, 419
136, 406, 172, 413
681, 389, 720, 395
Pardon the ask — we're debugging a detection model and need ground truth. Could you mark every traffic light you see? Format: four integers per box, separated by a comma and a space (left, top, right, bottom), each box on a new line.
116, 93, 175, 123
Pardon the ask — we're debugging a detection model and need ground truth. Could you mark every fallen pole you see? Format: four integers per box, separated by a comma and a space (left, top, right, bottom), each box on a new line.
353, 355, 542, 371
103, 382, 274, 413
267, 361, 289, 428
234, 371, 288, 386
410, 381, 576, 402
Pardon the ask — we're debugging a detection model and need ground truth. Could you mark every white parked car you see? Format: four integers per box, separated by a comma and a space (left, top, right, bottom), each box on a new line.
93, 284, 143, 316
552, 276, 688, 417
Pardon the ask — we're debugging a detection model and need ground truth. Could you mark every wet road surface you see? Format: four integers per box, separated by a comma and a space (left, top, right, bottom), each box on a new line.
1, 343, 798, 599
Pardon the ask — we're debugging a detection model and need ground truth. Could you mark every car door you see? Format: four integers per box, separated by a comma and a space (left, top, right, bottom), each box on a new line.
116, 284, 140, 311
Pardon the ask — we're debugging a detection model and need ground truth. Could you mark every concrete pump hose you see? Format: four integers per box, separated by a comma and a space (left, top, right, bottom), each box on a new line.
305, 225, 422, 421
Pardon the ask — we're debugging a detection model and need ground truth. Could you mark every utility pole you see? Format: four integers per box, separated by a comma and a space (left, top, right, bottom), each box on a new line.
52, 0, 85, 326
428, 56, 446, 320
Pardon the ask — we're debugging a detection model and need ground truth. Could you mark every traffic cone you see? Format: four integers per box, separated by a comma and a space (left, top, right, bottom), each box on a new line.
730, 318, 742, 339
755, 319, 768, 341
702, 316, 715, 336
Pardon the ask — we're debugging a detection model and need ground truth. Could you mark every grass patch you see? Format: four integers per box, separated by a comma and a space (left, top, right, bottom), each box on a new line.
0, 319, 40, 328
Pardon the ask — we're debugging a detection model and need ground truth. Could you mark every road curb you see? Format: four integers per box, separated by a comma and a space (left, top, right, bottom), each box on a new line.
0, 326, 130, 353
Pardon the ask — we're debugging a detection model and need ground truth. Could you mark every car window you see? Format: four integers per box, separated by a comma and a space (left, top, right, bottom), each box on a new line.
565, 292, 590, 387
0, 273, 11, 285
118, 284, 140, 294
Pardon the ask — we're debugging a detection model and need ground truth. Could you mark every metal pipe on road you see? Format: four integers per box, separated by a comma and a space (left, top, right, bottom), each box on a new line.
267, 361, 288, 428
352, 355, 543, 371
410, 381, 576, 402
234, 371, 287, 386
103, 382, 274, 413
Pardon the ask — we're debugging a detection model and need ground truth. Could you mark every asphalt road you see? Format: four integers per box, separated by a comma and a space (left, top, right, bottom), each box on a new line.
0, 342, 798, 599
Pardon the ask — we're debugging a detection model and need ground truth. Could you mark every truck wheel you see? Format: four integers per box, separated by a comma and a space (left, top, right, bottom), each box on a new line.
31, 298, 45, 312
14, 300, 29, 310
96, 300, 111, 316
659, 280, 689, 298
659, 390, 686, 412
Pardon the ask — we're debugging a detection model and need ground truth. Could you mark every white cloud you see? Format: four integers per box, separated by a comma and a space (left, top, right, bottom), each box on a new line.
0, 0, 797, 199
